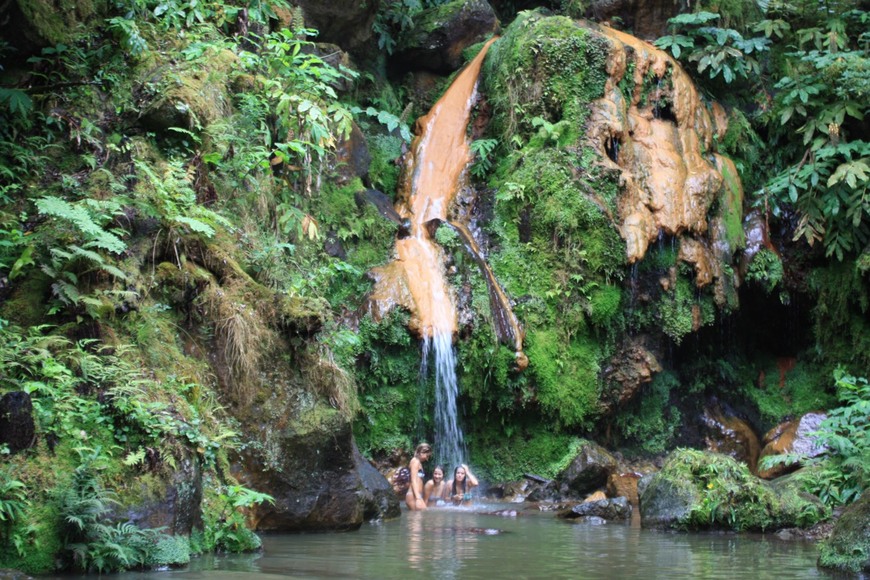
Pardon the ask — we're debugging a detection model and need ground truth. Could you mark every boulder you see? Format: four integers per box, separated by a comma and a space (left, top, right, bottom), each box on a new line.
137, 49, 236, 135
557, 441, 618, 496
394, 0, 498, 74
701, 401, 761, 474
638, 470, 699, 529
819, 492, 870, 574
353, 443, 401, 522
639, 449, 827, 531
0, 391, 35, 453
758, 412, 827, 479
294, 0, 378, 53
234, 402, 396, 532
559, 496, 632, 520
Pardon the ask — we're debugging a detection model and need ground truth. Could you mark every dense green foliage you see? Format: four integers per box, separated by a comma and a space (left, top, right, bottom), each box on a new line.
760, 369, 869, 507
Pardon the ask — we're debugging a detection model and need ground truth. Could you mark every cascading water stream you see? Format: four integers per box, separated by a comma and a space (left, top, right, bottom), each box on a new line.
368, 37, 519, 470
422, 333, 466, 471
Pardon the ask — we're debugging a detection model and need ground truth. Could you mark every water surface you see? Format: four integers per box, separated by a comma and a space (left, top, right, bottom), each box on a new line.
113, 504, 831, 580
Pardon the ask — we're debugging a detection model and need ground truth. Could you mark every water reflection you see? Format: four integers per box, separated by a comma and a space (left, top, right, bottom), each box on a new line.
103, 505, 830, 580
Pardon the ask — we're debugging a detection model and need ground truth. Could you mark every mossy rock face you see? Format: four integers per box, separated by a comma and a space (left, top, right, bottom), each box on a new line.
639, 449, 828, 531
137, 49, 237, 135
1, 0, 107, 54
113, 454, 203, 536
294, 0, 378, 52
819, 492, 870, 574
395, 0, 498, 74
234, 403, 385, 532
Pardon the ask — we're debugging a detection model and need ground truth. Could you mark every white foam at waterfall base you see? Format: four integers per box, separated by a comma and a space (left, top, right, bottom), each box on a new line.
422, 333, 467, 472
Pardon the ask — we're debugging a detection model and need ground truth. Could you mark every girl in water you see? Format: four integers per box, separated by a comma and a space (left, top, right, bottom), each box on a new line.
424, 465, 447, 507
446, 464, 478, 506
405, 443, 432, 511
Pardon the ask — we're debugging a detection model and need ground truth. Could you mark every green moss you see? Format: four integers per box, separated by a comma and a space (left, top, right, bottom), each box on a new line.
469, 426, 585, 481
818, 492, 870, 574
148, 534, 191, 567
587, 284, 622, 327
352, 311, 422, 458
743, 359, 834, 428
616, 371, 681, 455
655, 449, 828, 531
526, 329, 600, 427
483, 11, 608, 142
658, 275, 707, 344
716, 158, 746, 251
0, 501, 63, 574
809, 260, 870, 372
18, 0, 107, 46
746, 248, 783, 294
367, 133, 403, 194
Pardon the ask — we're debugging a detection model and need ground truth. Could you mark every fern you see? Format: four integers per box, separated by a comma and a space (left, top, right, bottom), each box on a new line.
36, 196, 127, 254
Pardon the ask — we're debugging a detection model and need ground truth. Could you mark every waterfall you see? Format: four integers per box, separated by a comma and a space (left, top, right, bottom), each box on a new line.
368, 38, 514, 473
423, 333, 466, 470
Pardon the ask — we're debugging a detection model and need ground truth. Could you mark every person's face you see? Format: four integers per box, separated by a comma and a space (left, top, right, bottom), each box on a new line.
433, 468, 443, 482
455, 467, 466, 481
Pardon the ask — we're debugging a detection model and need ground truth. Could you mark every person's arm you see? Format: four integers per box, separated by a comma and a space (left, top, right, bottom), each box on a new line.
410, 459, 426, 509
423, 480, 433, 503
447, 479, 461, 503
463, 464, 479, 489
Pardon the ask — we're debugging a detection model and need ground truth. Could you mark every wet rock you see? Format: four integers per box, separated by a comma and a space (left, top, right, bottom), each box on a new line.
818, 492, 870, 574
559, 496, 632, 520
294, 0, 378, 53
0, 391, 35, 453
701, 401, 761, 474
525, 480, 559, 503
394, 0, 498, 74
332, 122, 371, 186
234, 406, 394, 531
601, 337, 662, 411
607, 472, 642, 505
557, 441, 618, 497
353, 443, 401, 522
116, 453, 203, 535
758, 412, 827, 479
585, 23, 724, 264
0, 0, 107, 54
638, 470, 699, 529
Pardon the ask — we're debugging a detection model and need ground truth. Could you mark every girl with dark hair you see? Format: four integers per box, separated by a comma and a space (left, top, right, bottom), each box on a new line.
424, 465, 447, 507
446, 463, 478, 506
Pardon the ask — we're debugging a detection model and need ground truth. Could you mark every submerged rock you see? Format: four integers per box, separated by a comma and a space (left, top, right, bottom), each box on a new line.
559, 496, 632, 520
